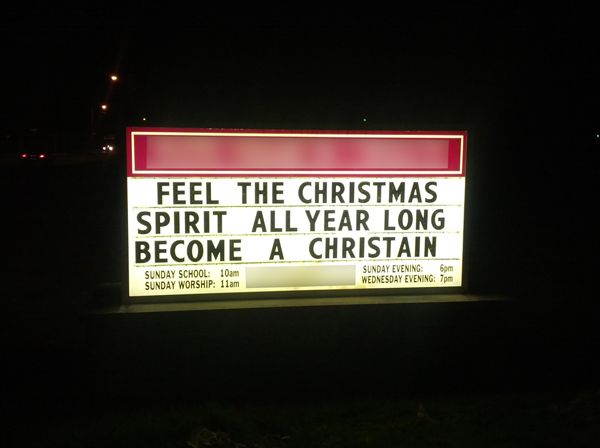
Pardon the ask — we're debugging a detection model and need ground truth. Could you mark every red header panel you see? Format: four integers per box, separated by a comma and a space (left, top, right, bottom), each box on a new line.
127, 128, 467, 177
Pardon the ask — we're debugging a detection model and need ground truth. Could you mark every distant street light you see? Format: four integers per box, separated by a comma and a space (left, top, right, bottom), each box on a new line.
90, 73, 119, 139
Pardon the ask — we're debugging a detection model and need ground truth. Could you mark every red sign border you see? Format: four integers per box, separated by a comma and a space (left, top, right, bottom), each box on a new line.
127, 127, 467, 178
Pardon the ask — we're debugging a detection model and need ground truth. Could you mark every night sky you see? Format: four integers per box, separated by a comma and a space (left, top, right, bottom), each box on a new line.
3, 5, 597, 132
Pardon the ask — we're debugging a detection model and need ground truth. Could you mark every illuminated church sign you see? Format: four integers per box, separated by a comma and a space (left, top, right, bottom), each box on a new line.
126, 128, 467, 299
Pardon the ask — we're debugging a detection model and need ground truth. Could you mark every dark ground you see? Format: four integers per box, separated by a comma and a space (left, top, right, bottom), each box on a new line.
2, 151, 599, 446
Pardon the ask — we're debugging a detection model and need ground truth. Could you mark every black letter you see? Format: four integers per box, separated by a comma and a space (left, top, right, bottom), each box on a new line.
157, 182, 169, 205
269, 239, 285, 260
136, 241, 151, 263
425, 182, 437, 203
298, 182, 311, 204
137, 212, 152, 235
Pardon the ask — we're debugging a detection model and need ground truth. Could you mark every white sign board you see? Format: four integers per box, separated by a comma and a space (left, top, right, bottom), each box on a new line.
126, 129, 467, 299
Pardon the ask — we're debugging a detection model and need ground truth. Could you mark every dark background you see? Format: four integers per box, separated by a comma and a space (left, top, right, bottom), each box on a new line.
3, 4, 598, 297
2, 3, 599, 428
